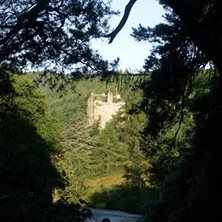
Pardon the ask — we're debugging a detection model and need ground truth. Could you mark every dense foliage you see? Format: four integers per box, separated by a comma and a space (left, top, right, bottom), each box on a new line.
130, 0, 222, 221
38, 74, 149, 211
0, 0, 117, 75
0, 73, 86, 221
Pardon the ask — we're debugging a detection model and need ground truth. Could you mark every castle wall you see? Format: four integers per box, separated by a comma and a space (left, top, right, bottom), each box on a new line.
87, 92, 125, 128
87, 93, 95, 126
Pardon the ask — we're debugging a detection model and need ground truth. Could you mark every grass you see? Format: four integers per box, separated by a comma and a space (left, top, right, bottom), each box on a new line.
83, 172, 125, 204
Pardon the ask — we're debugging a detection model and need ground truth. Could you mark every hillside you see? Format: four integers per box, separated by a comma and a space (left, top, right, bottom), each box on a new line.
31, 73, 151, 213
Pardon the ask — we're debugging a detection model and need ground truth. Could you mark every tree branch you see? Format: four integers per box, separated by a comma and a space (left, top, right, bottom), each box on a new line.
105, 0, 137, 43
0, 0, 49, 46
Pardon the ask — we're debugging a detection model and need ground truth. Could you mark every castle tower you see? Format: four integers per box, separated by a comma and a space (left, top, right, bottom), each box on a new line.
107, 91, 113, 104
87, 91, 125, 128
87, 92, 95, 126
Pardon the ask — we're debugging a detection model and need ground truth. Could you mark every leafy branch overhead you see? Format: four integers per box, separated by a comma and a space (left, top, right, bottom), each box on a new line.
106, 0, 221, 73
0, 0, 115, 74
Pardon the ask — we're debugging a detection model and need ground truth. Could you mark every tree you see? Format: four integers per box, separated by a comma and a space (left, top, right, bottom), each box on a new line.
0, 73, 91, 221
158, 0, 222, 73
0, 74, 62, 221
106, 0, 221, 221
107, 0, 222, 73
56, 113, 96, 202
90, 120, 129, 175
130, 1, 221, 221
0, 0, 116, 75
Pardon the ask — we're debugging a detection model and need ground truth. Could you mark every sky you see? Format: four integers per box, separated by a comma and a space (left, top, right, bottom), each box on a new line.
91, 0, 165, 72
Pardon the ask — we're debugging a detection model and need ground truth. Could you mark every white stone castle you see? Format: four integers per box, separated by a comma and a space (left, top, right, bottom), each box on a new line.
87, 91, 125, 128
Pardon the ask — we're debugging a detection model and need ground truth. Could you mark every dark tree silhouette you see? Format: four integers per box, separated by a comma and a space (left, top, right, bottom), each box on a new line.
107, 0, 221, 72
0, 74, 84, 221
0, 0, 115, 74
107, 0, 222, 221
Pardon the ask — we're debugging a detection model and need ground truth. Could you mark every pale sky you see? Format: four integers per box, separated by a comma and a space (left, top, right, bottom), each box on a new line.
91, 0, 165, 72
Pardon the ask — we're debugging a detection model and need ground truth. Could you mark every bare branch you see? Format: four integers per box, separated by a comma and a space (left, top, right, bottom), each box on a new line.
105, 0, 137, 43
